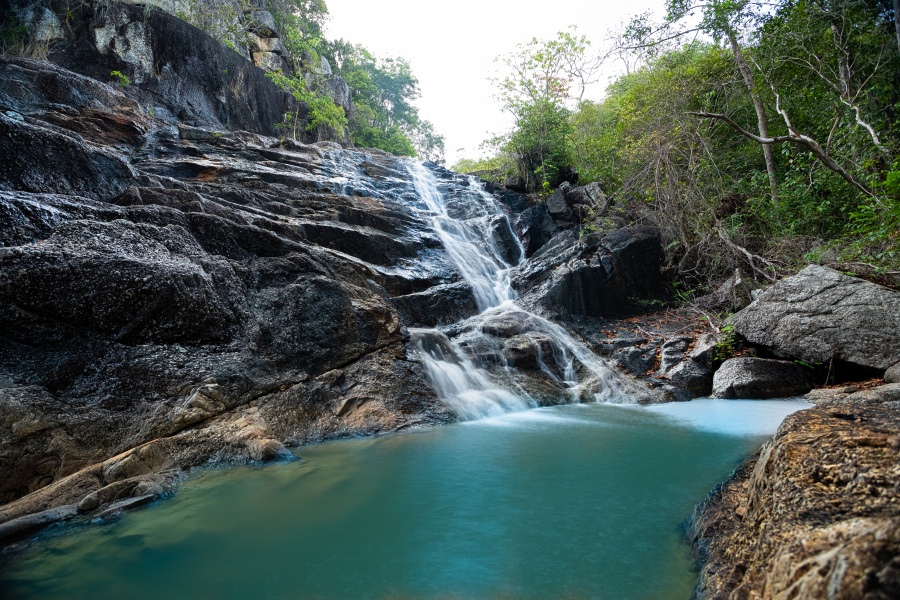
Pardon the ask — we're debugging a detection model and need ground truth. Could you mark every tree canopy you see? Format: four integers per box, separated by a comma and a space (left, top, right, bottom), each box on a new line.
460, 1, 900, 286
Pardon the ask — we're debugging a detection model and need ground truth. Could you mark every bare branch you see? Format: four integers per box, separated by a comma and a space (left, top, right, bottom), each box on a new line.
687, 111, 878, 199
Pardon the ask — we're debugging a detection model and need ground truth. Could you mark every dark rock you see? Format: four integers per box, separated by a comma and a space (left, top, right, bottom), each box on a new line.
0, 59, 461, 521
514, 203, 558, 257
488, 214, 522, 266
0, 111, 137, 200
392, 283, 478, 328
545, 188, 575, 226
514, 226, 667, 319
731, 265, 900, 370
45, 2, 296, 137
712, 357, 813, 399
501, 333, 554, 370
613, 346, 656, 376
564, 182, 609, 217
689, 403, 900, 598
668, 360, 712, 397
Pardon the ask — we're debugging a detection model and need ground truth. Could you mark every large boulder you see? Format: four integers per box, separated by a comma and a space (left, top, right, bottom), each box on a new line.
514, 226, 667, 319
712, 357, 813, 399
392, 283, 478, 328
731, 266, 900, 371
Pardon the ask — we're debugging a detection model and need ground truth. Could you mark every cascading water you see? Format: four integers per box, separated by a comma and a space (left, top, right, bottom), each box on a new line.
405, 161, 642, 418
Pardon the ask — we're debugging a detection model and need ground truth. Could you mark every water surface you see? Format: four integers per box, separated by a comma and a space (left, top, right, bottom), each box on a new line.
1, 399, 808, 600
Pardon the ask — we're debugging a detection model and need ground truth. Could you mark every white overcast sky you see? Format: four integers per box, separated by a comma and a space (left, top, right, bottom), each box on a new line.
326, 0, 664, 163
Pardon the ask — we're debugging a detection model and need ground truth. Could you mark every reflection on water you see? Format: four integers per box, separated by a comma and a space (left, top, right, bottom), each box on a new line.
0, 400, 809, 600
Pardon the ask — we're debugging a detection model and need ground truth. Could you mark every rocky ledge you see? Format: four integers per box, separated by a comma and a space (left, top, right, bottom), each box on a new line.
688, 382, 900, 598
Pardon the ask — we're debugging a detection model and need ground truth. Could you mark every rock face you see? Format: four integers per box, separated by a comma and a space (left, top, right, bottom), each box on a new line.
712, 357, 813, 399
0, 56, 474, 534
731, 265, 900, 371
514, 226, 667, 319
13, 1, 299, 138
689, 386, 900, 599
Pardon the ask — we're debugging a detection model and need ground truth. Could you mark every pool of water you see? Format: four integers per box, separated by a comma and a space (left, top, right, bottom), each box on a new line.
0, 399, 809, 600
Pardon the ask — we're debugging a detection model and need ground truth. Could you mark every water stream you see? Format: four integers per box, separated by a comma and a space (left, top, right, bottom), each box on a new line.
405, 162, 640, 418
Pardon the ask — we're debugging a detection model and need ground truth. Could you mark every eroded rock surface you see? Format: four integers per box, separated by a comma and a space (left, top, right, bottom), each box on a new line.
731, 265, 900, 371
0, 56, 471, 536
689, 387, 900, 599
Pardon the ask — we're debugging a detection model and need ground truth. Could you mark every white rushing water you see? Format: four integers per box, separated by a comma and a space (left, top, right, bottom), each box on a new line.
406, 162, 643, 418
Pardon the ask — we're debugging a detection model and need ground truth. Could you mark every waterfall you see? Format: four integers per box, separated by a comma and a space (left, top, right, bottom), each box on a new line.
405, 162, 640, 419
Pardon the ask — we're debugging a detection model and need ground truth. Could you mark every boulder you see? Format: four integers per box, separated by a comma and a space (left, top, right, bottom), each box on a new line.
712, 357, 813, 399
514, 226, 667, 319
731, 266, 900, 370
668, 360, 713, 397
545, 188, 575, 227
806, 383, 900, 408
564, 182, 609, 216
501, 333, 554, 370
514, 202, 558, 257
613, 346, 656, 376
885, 362, 900, 384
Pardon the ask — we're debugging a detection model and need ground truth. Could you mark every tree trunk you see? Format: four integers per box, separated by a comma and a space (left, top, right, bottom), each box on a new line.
894, 0, 900, 54
726, 28, 779, 203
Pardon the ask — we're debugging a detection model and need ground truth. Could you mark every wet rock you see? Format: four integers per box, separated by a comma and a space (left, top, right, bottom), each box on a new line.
0, 504, 78, 545
514, 203, 558, 257
731, 265, 900, 370
689, 402, 900, 598
712, 357, 813, 399
0, 112, 137, 200
501, 333, 554, 370
392, 283, 478, 328
0, 67, 460, 521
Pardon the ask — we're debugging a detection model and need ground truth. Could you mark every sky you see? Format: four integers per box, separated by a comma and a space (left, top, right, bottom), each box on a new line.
326, 0, 664, 164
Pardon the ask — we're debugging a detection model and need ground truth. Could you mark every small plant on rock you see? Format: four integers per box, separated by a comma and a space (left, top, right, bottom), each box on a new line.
713, 323, 737, 362
110, 70, 130, 88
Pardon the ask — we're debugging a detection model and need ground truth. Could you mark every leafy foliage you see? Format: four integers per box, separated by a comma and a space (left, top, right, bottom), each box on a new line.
469, 2, 900, 284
